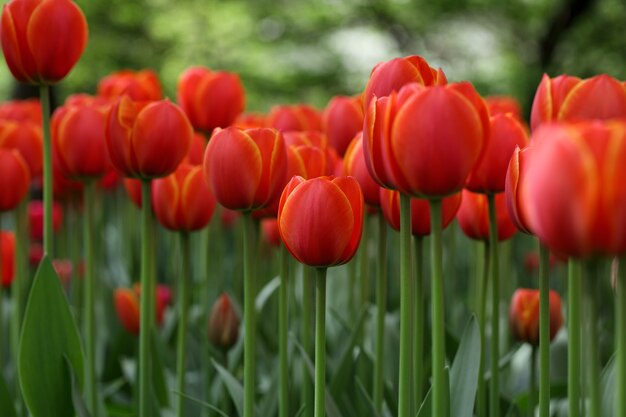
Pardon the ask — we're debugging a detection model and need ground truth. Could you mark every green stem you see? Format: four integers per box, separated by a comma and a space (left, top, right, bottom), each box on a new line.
585, 265, 600, 417
314, 267, 327, 417
243, 213, 256, 417
413, 235, 425, 407
11, 200, 27, 417
530, 346, 537, 417
429, 198, 446, 417
0, 219, 3, 367
476, 241, 489, 417
568, 259, 581, 417
360, 215, 369, 306
39, 85, 53, 256
279, 244, 289, 417
488, 194, 501, 417
398, 194, 413, 417
538, 243, 550, 417
373, 213, 387, 412
302, 265, 313, 417
202, 225, 213, 417
348, 256, 356, 320
617, 257, 626, 417
138, 180, 154, 417
83, 181, 98, 417
176, 232, 191, 417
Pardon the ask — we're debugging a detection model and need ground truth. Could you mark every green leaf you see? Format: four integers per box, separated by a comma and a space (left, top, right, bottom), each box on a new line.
329, 307, 368, 397
172, 390, 231, 417
355, 377, 382, 417
212, 359, 245, 417
151, 331, 169, 407
18, 256, 84, 417
417, 367, 450, 417
65, 356, 92, 417
601, 353, 616, 417
449, 316, 481, 417
0, 372, 16, 417
255, 276, 280, 312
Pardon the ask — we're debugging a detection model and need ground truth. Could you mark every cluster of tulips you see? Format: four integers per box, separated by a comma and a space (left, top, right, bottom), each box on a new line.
0, 1, 626, 417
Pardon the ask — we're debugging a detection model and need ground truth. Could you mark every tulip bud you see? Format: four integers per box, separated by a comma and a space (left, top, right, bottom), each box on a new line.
208, 293, 240, 351
322, 95, 363, 156
0, 148, 30, 211
509, 288, 563, 345
456, 190, 517, 242
0, 119, 43, 177
0, 98, 41, 125
98, 69, 162, 101
1, 231, 15, 288
485, 95, 522, 119
114, 284, 171, 335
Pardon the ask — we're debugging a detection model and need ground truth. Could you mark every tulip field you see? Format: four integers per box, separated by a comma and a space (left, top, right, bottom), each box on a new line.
1, 1, 626, 417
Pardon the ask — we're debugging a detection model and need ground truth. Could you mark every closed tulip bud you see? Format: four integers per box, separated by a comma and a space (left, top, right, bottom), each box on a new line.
114, 284, 171, 335
177, 66, 245, 133
0, 149, 30, 211
505, 146, 534, 235
485, 95, 523, 119
152, 163, 216, 232
268, 104, 322, 132
106, 96, 193, 179
343, 133, 381, 207
0, 0, 88, 84
0, 119, 42, 177
0, 98, 41, 125
29, 200, 63, 241
98, 69, 162, 101
322, 95, 364, 156
509, 289, 563, 345
208, 293, 240, 351
379, 188, 461, 236
204, 127, 288, 211
278, 176, 363, 267
457, 190, 517, 241
261, 218, 281, 247
1, 231, 15, 288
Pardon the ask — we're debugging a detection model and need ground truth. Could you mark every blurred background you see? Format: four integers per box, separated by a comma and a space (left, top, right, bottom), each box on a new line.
1, 0, 625, 115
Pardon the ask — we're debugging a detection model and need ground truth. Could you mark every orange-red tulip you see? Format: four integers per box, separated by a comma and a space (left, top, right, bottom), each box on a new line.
0, 98, 41, 125
0, 148, 30, 211
235, 112, 267, 130
1, 231, 15, 288
509, 288, 563, 345
456, 190, 517, 241
114, 284, 171, 335
268, 104, 322, 132
184, 132, 206, 166
343, 133, 381, 207
177, 66, 245, 133
379, 188, 461, 236
220, 207, 240, 230
322, 95, 363, 156
0, 119, 42, 177
278, 176, 363, 267
208, 293, 240, 351
204, 127, 288, 211
98, 69, 162, 101
152, 163, 216, 232
106, 96, 193, 179
52, 164, 83, 202
363, 82, 489, 198
485, 95, 522, 119
261, 218, 281, 247
0, 0, 87, 84
504, 146, 534, 235
123, 178, 143, 208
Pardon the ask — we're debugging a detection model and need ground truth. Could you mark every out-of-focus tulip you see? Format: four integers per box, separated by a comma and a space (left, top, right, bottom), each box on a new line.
466, 113, 529, 193
530, 74, 626, 131
523, 251, 562, 274
208, 293, 240, 351
204, 127, 288, 211
29, 200, 63, 240
98, 168, 120, 191
0, 98, 41, 125
177, 66, 245, 133
220, 207, 240, 230
261, 218, 281, 247
28, 242, 43, 267
268, 104, 322, 132
0, 149, 30, 211
0, 0, 88, 84
124, 178, 142, 208
485, 96, 522, 119
509, 288, 563, 345
278, 176, 363, 267
522, 120, 626, 258
322, 95, 363, 156
0, 119, 42, 177
505, 146, 534, 235
283, 130, 327, 149
343, 133, 381, 207
379, 188, 461, 236
185, 132, 206, 166
235, 112, 267, 130
114, 284, 171, 335
1, 231, 15, 288
98, 69, 162, 101
106, 96, 193, 179
456, 190, 517, 241
152, 163, 216, 231
363, 82, 489, 198
363, 55, 446, 109
52, 164, 83, 201
52, 259, 73, 287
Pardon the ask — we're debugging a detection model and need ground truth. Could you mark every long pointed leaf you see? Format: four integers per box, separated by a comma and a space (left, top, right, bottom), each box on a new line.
212, 359, 245, 417
0, 372, 16, 417
449, 316, 481, 417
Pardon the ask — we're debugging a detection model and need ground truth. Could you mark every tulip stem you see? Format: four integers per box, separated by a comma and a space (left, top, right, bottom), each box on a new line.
314, 267, 327, 417
398, 194, 413, 417
617, 258, 626, 417
201, 225, 213, 417
413, 235, 425, 408
488, 194, 501, 417
477, 241, 489, 417
429, 198, 446, 417
0, 217, 3, 368
39, 85, 53, 256
243, 212, 256, 417
538, 243, 551, 417
568, 259, 581, 417
138, 180, 154, 417
373, 213, 387, 412
83, 181, 98, 417
301, 265, 313, 417
279, 244, 289, 417
360, 214, 370, 306
530, 346, 537, 417
176, 232, 191, 417
585, 264, 600, 417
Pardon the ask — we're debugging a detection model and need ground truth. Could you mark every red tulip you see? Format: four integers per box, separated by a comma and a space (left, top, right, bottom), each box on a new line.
152, 163, 216, 232
235, 112, 267, 130
485, 95, 522, 119
0, 98, 41, 125
0, 119, 42, 177
322, 95, 364, 156
0, 148, 30, 211
208, 293, 240, 351
363, 82, 489, 198
220, 207, 240, 230
204, 127, 288, 211
504, 146, 534, 235
343, 133, 381, 207
98, 69, 162, 101
1, 231, 15, 288
0, 0, 87, 84
29, 200, 63, 240
509, 288, 563, 345
177, 66, 245, 133
52, 163, 83, 202
184, 132, 206, 166
278, 176, 363, 267
105, 96, 193, 179
123, 178, 143, 208
456, 190, 517, 241
379, 188, 461, 236
114, 284, 171, 335
98, 168, 121, 191
530, 74, 626, 131
523, 250, 562, 274
261, 218, 281, 247
52, 259, 73, 287
268, 104, 322, 132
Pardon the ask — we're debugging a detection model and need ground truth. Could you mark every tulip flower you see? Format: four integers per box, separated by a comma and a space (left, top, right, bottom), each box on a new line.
208, 293, 240, 351
98, 168, 120, 191
29, 200, 63, 241
0, 98, 41, 125
268, 104, 322, 132
185, 132, 206, 166
98, 69, 162, 101
505, 146, 534, 235
456, 190, 517, 242
113, 284, 171, 335
286, 143, 335, 181
509, 289, 563, 345
220, 207, 240, 230
343, 133, 382, 208
0, 0, 88, 84
261, 218, 281, 247
322, 95, 364, 156
1, 231, 15, 288
485, 95, 522, 119
123, 178, 143, 208
106, 96, 193, 179
177, 66, 245, 133
0, 119, 43, 177
235, 112, 267, 130
52, 164, 83, 202
0, 149, 30, 212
